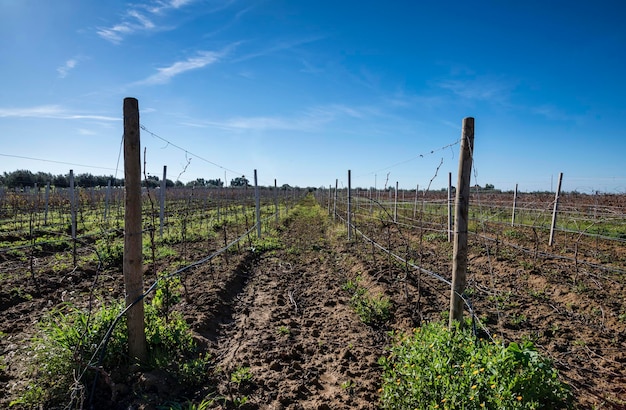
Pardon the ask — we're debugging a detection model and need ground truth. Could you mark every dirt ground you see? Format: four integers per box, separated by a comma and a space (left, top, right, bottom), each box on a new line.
1, 194, 625, 409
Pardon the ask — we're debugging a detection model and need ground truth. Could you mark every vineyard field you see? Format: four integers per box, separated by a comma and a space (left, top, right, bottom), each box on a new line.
0, 189, 625, 409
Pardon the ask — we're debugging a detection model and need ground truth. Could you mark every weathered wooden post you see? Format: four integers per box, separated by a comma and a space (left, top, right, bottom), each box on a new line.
44, 182, 50, 225
254, 169, 261, 238
123, 97, 147, 363
449, 117, 474, 328
274, 179, 279, 223
333, 179, 338, 221
328, 185, 332, 215
69, 170, 77, 266
347, 170, 352, 241
394, 181, 398, 222
448, 172, 453, 242
549, 173, 563, 246
160, 166, 166, 236
413, 184, 419, 219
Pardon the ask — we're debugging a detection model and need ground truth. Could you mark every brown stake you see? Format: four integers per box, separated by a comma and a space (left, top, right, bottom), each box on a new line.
449, 117, 474, 328
123, 97, 147, 363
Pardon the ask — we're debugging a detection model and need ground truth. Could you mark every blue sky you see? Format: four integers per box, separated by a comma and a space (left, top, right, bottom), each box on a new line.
1, 0, 624, 192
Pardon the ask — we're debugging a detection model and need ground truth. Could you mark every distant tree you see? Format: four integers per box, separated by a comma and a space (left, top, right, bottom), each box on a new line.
53, 174, 69, 188
281, 184, 291, 190
186, 178, 207, 187
484, 183, 495, 191
174, 180, 184, 187
144, 175, 160, 188
230, 176, 249, 187
165, 179, 175, 188
4, 170, 35, 188
76, 173, 97, 187
207, 178, 223, 187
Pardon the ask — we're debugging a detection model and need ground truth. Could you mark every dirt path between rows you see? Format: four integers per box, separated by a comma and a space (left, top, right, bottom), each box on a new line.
199, 199, 385, 409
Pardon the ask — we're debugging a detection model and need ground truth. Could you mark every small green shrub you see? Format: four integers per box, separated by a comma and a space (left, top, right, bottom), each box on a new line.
344, 275, 392, 326
424, 232, 447, 242
230, 366, 253, 385
378, 321, 572, 409
95, 237, 124, 267
13, 293, 208, 408
251, 235, 282, 253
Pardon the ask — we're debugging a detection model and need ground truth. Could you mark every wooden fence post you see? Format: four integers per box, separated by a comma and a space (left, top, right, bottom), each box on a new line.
448, 172, 453, 242
413, 184, 419, 219
549, 173, 563, 246
333, 179, 338, 221
347, 170, 352, 241
123, 97, 147, 363
160, 166, 166, 236
69, 170, 77, 266
449, 117, 474, 328
44, 182, 50, 225
274, 179, 279, 223
254, 169, 261, 238
394, 181, 398, 223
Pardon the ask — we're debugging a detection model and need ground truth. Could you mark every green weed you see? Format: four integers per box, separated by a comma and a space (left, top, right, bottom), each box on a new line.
230, 367, 253, 385
13, 293, 208, 408
379, 321, 572, 409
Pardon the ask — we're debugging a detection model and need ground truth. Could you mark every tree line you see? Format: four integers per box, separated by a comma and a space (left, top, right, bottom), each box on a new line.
0, 170, 263, 189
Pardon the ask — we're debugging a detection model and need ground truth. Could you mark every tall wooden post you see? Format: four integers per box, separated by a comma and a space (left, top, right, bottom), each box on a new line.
123, 97, 147, 363
413, 184, 419, 219
274, 179, 279, 223
449, 117, 474, 328
393, 181, 398, 222
347, 170, 352, 241
447, 172, 453, 242
69, 170, 77, 266
254, 169, 261, 238
159, 166, 166, 236
333, 179, 338, 221
328, 185, 332, 215
549, 173, 563, 246
44, 182, 50, 225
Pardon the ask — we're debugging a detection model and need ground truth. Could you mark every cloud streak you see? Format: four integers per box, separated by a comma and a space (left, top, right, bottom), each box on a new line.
0, 105, 119, 121
135, 49, 227, 85
180, 103, 374, 132
57, 59, 78, 78
97, 0, 197, 44
437, 75, 517, 104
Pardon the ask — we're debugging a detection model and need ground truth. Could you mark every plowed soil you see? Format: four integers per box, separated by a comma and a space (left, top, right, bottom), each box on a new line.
1, 194, 625, 409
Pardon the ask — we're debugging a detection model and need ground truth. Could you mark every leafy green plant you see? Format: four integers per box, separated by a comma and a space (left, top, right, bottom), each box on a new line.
378, 321, 572, 409
95, 236, 124, 267
230, 366, 253, 385
352, 291, 392, 326
233, 396, 249, 407
277, 325, 290, 336
13, 293, 208, 408
423, 232, 447, 242
159, 398, 216, 410
344, 275, 392, 326
250, 235, 282, 253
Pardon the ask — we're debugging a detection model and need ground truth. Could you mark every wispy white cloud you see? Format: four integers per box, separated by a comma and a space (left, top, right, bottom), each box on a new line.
57, 59, 78, 78
0, 105, 119, 121
135, 49, 226, 85
97, 0, 197, 44
438, 75, 517, 104
149, 0, 195, 13
180, 103, 373, 132
531, 104, 581, 122
232, 36, 325, 63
